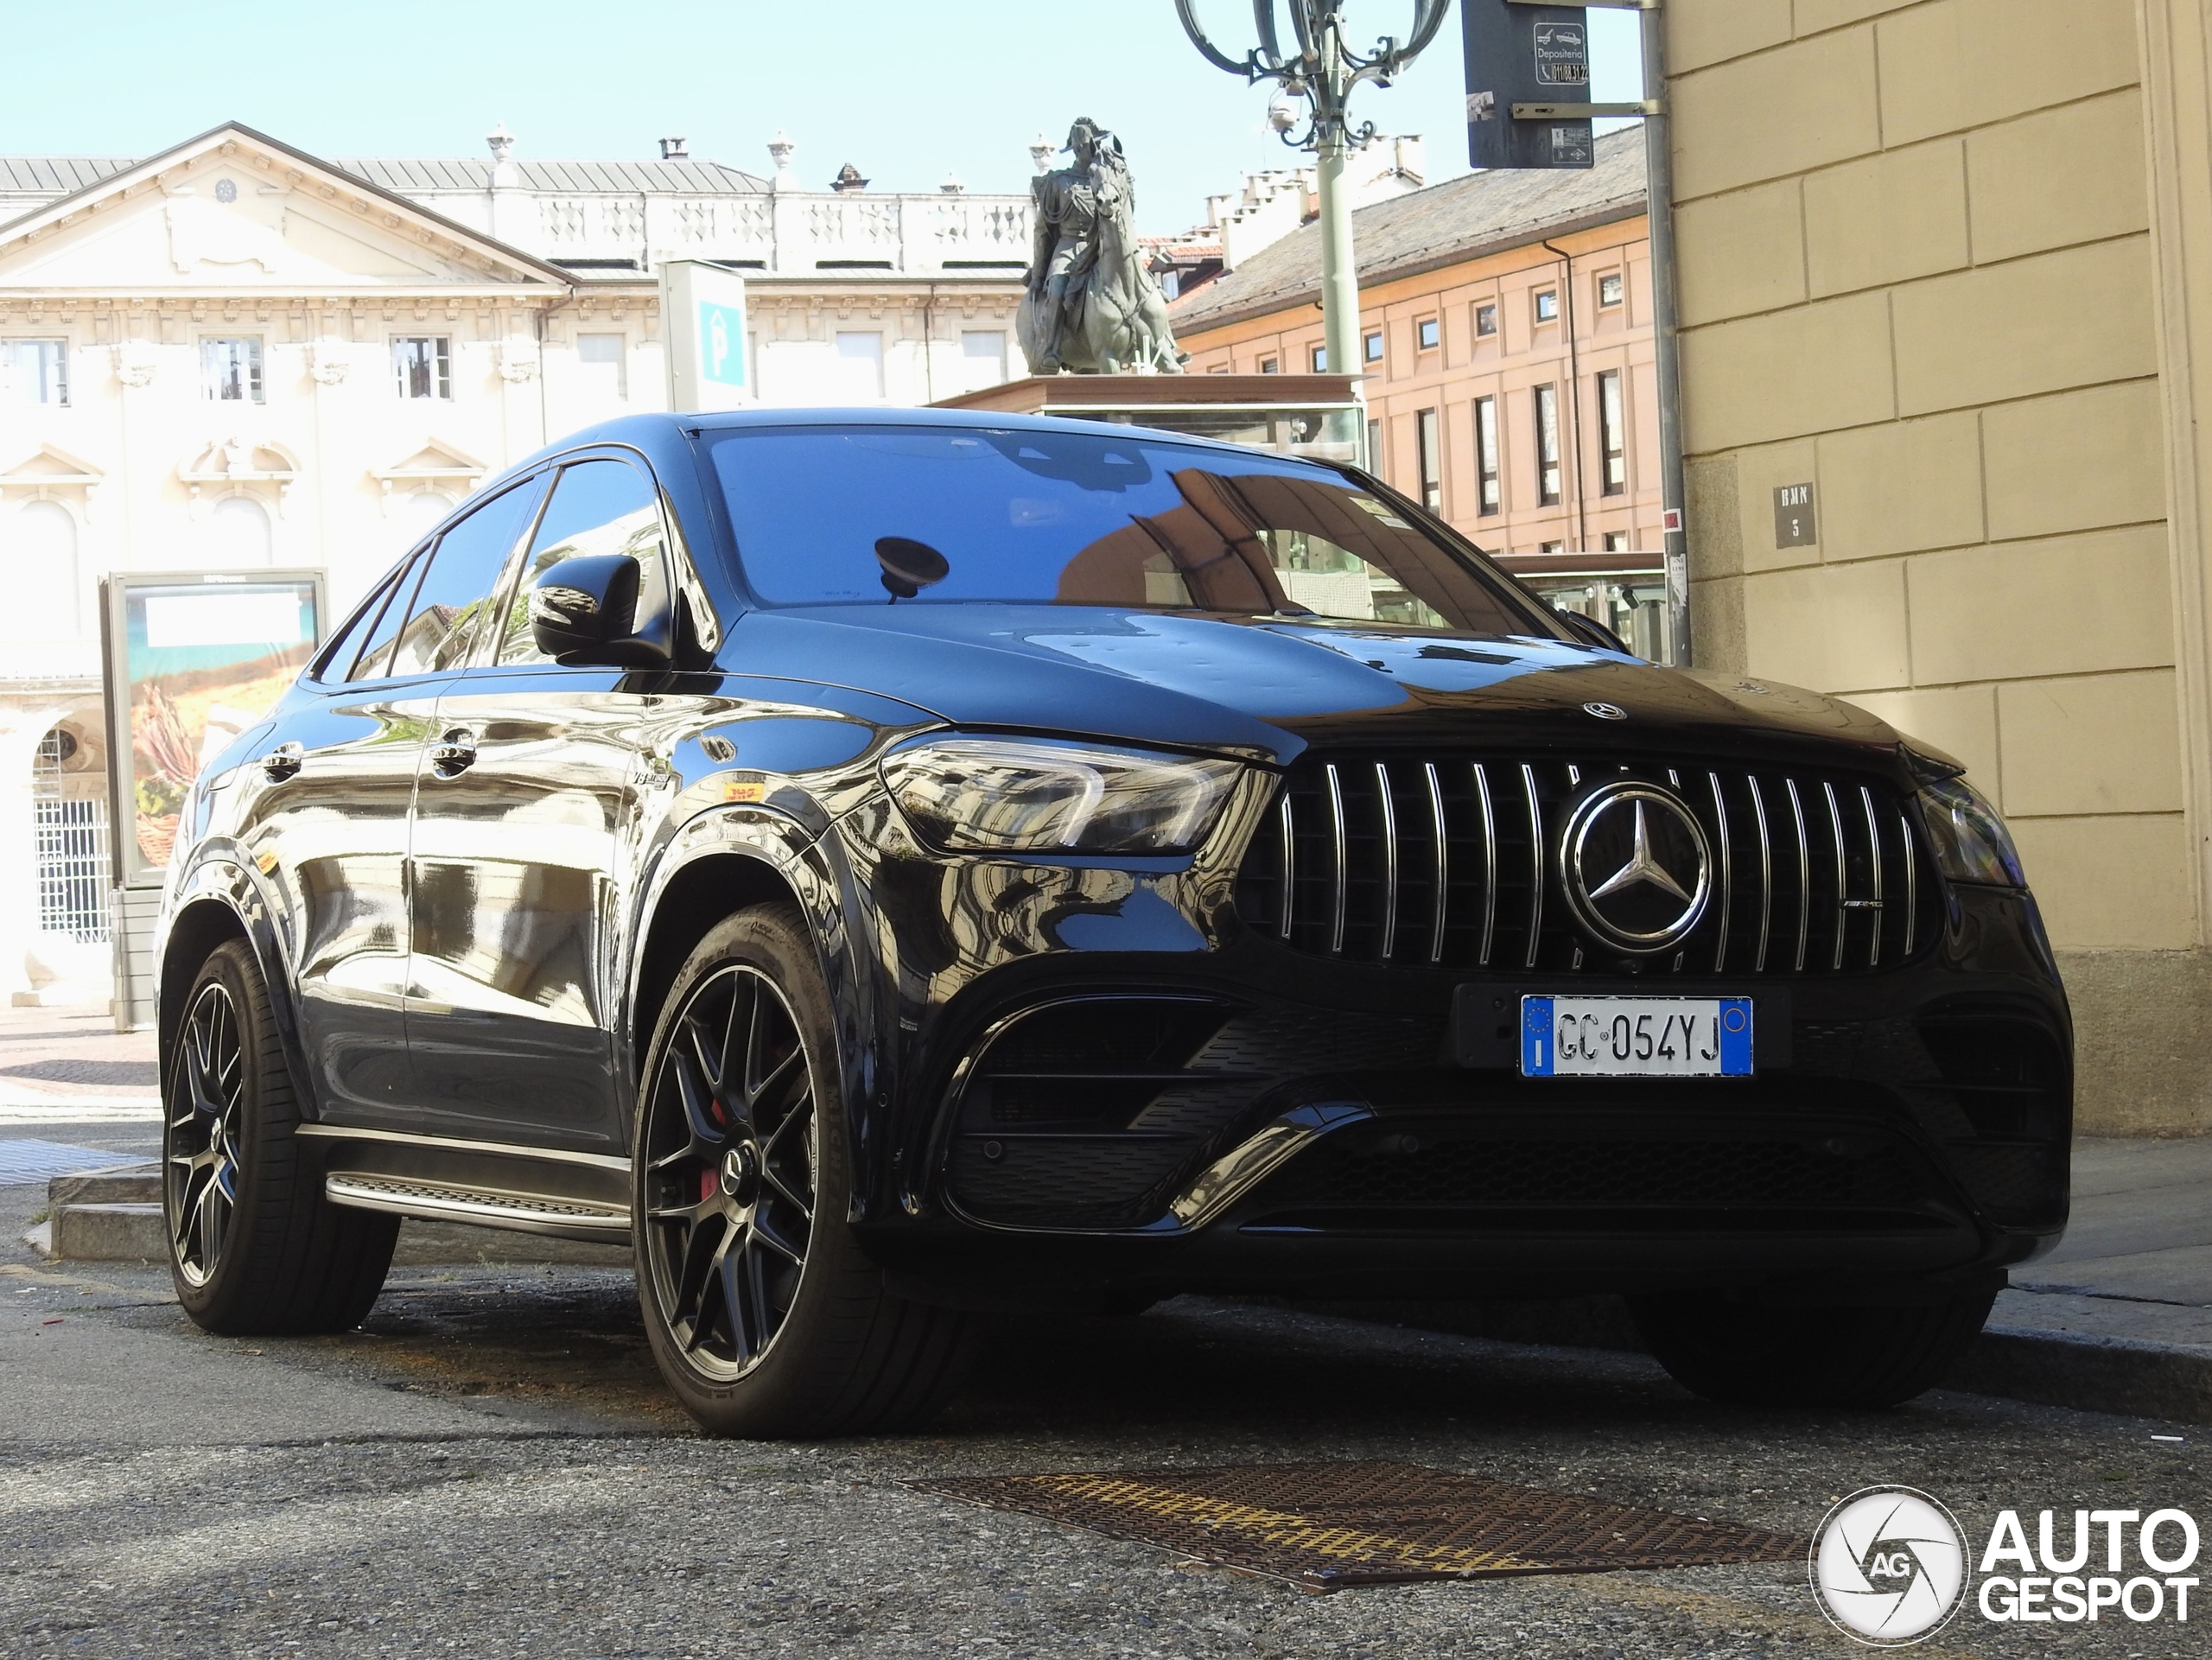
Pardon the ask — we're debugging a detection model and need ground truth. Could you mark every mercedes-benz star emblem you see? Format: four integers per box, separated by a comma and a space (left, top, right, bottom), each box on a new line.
1560, 781, 1713, 953
1581, 702, 1628, 721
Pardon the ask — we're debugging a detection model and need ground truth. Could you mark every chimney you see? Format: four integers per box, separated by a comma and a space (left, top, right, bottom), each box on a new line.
831, 162, 868, 193
658, 137, 689, 160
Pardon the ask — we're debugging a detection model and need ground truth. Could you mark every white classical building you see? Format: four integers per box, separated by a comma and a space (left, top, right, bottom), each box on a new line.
0, 119, 1033, 1006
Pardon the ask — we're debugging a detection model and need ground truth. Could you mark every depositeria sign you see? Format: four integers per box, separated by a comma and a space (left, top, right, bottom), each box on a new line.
659, 258, 750, 411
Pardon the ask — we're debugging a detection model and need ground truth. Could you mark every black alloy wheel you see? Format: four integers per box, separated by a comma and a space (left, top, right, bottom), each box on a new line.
640, 963, 818, 1377
162, 938, 397, 1333
167, 976, 245, 1288
632, 905, 973, 1436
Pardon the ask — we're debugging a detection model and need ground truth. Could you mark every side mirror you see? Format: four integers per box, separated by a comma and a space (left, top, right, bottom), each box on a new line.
528, 554, 670, 667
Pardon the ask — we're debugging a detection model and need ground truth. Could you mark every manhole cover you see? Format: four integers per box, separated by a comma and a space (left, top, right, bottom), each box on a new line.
918, 1462, 1802, 1590
0, 1140, 143, 1186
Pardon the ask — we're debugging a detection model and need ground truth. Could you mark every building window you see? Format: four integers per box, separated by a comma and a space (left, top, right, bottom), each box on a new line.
1598, 369, 1626, 495
1539, 540, 1565, 556
1363, 329, 1385, 365
1474, 302, 1498, 339
1367, 418, 1383, 474
1416, 317, 1440, 353
10, 500, 79, 641
3, 340, 68, 405
1258, 355, 1280, 374
1603, 531, 1630, 553
834, 331, 885, 399
1535, 384, 1562, 506
392, 336, 451, 400
959, 329, 1007, 392
1415, 408, 1441, 512
1598, 270, 1624, 309
1535, 290, 1560, 324
209, 494, 273, 565
576, 332, 627, 399
1310, 344, 1327, 372
1474, 396, 1501, 517
201, 338, 263, 403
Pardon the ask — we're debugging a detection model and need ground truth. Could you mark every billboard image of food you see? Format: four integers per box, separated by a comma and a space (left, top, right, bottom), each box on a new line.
107, 576, 320, 883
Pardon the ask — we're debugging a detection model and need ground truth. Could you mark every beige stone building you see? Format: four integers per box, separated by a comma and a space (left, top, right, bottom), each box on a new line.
1662, 0, 2212, 1131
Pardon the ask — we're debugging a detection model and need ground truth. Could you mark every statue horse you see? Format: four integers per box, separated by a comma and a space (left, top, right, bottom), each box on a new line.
1017, 164, 1185, 376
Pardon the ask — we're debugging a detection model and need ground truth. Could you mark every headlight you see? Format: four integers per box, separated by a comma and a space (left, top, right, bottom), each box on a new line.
1907, 753, 2025, 887
881, 736, 1243, 855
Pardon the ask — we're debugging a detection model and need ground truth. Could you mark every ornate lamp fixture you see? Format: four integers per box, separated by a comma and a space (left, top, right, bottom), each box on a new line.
1173, 2, 1450, 382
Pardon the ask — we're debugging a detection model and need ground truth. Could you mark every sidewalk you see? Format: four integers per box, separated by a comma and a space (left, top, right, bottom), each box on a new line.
0, 1003, 159, 1123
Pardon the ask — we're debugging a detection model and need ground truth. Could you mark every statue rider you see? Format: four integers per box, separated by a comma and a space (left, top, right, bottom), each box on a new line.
1028, 118, 1116, 375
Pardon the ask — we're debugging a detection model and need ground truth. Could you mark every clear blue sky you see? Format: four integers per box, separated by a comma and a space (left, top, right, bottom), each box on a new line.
3, 2, 1643, 232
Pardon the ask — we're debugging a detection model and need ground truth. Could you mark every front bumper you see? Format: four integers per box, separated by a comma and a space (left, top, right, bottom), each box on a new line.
837, 805, 2071, 1305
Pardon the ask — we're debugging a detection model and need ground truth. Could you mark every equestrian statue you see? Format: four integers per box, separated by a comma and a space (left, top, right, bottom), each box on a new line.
1019, 118, 1186, 376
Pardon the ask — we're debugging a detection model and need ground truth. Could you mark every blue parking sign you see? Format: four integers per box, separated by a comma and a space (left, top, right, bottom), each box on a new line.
698, 299, 746, 387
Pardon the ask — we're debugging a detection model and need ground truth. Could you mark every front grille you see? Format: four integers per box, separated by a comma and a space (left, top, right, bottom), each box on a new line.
1236, 755, 1939, 976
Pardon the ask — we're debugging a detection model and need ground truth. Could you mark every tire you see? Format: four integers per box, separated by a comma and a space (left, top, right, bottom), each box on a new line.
633, 904, 972, 1437
165, 938, 397, 1334
1629, 1288, 1998, 1409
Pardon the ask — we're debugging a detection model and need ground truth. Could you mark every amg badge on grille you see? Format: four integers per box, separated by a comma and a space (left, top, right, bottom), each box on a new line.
1560, 781, 1713, 953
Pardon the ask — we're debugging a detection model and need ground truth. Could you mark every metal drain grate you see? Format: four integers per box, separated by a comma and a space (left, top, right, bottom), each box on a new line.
918, 1462, 1802, 1590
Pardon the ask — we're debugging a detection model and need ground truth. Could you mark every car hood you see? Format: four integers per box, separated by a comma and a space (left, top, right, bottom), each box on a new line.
723, 605, 1905, 772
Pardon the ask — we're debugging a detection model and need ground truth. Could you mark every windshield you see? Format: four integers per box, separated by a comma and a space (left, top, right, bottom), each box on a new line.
706, 425, 1555, 636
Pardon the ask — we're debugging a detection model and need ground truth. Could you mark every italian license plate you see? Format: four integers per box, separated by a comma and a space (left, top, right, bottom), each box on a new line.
1521, 995, 1753, 1078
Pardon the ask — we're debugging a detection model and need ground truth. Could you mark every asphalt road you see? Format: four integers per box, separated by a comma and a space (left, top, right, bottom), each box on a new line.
5, 1117, 2208, 1658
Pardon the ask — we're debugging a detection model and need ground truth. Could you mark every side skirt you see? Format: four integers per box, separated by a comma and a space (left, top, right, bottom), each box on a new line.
298, 1124, 632, 1243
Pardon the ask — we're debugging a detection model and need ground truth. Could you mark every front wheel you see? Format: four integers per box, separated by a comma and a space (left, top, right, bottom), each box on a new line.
633, 905, 971, 1436
1629, 1288, 1997, 1409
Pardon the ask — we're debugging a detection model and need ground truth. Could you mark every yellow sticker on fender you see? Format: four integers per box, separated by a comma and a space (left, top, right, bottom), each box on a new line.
721, 773, 769, 804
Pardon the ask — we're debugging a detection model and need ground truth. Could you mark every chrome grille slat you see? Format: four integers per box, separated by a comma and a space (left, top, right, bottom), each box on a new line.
1748, 777, 1772, 972
1708, 771, 1732, 975
1785, 779, 1810, 973
1862, 785, 1883, 969
1424, 762, 1448, 964
1474, 762, 1497, 968
1823, 781, 1847, 972
1240, 756, 1932, 979
1375, 761, 1399, 962
1325, 763, 1347, 956
1520, 762, 1542, 971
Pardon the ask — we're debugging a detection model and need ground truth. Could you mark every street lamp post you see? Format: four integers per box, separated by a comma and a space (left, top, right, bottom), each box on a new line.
1174, 3, 1450, 391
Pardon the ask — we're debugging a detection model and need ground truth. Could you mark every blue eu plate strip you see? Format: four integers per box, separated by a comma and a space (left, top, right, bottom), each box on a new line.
1717, 997, 1753, 1076
1522, 997, 1556, 1077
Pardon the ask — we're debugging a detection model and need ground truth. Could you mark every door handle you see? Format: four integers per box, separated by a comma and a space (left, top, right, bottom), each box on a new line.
429, 728, 478, 778
259, 741, 303, 781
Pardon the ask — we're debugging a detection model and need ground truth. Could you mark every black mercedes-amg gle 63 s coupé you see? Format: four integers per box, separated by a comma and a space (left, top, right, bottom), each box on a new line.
155, 409, 2069, 1434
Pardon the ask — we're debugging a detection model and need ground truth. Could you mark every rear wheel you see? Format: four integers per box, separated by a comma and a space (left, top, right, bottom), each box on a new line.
165, 938, 397, 1333
634, 905, 971, 1436
1629, 1288, 1997, 1409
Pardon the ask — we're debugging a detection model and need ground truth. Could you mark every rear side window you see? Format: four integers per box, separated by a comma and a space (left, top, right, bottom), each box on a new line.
495, 458, 667, 665
346, 552, 428, 682
380, 480, 546, 678
321, 560, 412, 682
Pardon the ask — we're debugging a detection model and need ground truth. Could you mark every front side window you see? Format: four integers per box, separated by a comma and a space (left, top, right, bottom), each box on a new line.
386, 478, 547, 677
1598, 369, 1627, 495
347, 553, 427, 682
201, 338, 262, 403
3, 340, 69, 405
1475, 396, 1501, 516
393, 336, 451, 400
498, 459, 668, 665
1535, 385, 1562, 506
707, 426, 1555, 639
1535, 290, 1560, 324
